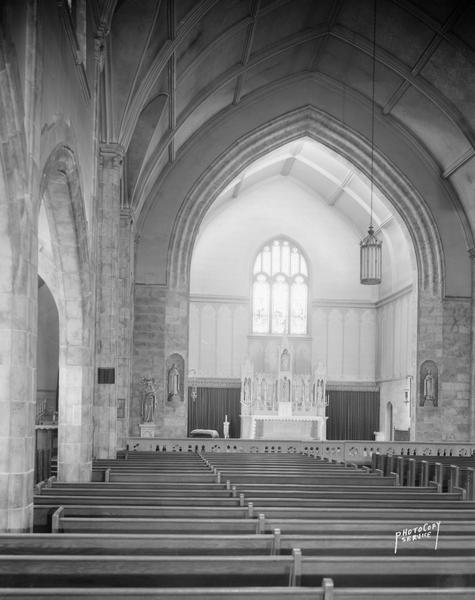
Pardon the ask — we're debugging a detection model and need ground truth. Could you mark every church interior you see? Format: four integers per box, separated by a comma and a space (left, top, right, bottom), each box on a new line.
1, 0, 475, 596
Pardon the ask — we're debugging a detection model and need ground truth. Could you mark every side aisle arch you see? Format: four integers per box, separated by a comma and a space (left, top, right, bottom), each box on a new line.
39, 144, 94, 481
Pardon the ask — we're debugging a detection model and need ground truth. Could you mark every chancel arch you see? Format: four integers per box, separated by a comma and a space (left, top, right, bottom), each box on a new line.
187, 129, 420, 441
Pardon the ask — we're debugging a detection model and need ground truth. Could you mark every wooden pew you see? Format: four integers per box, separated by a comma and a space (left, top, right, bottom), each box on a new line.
2, 531, 474, 557
34, 493, 470, 511
53, 515, 260, 534
0, 554, 300, 588
295, 553, 475, 587
0, 551, 473, 588
0, 586, 332, 600
2, 584, 475, 600
47, 503, 475, 522
52, 510, 475, 537
330, 587, 475, 600
258, 516, 475, 535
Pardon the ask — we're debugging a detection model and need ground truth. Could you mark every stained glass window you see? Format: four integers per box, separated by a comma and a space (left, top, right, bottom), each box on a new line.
252, 238, 308, 335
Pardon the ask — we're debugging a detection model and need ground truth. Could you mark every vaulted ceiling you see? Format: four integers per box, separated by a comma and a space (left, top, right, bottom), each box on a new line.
99, 0, 475, 291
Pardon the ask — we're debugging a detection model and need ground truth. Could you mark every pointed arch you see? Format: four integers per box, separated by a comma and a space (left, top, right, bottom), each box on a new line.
39, 144, 93, 482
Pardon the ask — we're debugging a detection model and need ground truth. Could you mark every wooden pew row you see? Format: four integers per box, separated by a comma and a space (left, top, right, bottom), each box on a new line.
232, 483, 435, 495
0, 554, 298, 587
47, 503, 475, 522
0, 552, 473, 588
40, 480, 441, 496
52, 511, 475, 536
0, 586, 333, 600
2, 531, 474, 557
2, 586, 475, 600
99, 471, 400, 485
39, 483, 458, 502
34, 494, 470, 511
372, 453, 475, 494
39, 483, 233, 496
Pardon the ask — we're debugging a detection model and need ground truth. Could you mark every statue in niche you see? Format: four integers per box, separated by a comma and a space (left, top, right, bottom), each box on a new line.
141, 377, 157, 423
419, 360, 438, 407
423, 369, 435, 403
168, 363, 180, 400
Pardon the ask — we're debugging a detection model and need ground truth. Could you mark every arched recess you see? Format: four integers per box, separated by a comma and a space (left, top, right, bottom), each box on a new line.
39, 144, 93, 482
169, 106, 444, 298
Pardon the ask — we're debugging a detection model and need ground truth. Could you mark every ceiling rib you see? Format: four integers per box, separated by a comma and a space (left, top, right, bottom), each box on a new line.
119, 0, 219, 148
168, 0, 176, 162
330, 24, 475, 148
233, 0, 261, 105
382, 2, 468, 116
307, 0, 343, 71
442, 148, 475, 179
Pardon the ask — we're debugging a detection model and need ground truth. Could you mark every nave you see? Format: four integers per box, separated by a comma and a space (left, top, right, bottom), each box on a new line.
1, 449, 475, 599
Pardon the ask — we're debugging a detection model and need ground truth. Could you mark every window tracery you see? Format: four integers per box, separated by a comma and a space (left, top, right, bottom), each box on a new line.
252, 238, 308, 335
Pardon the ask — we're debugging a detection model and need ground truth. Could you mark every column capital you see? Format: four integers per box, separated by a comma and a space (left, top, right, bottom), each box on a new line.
99, 143, 125, 169
120, 206, 135, 224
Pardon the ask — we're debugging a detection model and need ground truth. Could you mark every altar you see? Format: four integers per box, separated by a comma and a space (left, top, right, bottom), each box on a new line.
240, 344, 328, 441
250, 414, 326, 440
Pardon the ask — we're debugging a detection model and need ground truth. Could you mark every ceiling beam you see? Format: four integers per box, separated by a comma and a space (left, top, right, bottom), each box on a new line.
326, 169, 354, 206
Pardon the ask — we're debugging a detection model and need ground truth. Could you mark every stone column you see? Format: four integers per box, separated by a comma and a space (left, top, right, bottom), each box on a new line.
0, 11, 36, 531
0, 219, 37, 532
469, 248, 475, 439
116, 208, 135, 449
93, 143, 124, 458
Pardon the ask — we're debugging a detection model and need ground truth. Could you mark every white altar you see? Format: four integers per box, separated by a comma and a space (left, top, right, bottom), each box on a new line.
240, 345, 328, 440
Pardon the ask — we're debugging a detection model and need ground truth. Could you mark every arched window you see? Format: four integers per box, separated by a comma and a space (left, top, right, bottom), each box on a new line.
252, 238, 308, 335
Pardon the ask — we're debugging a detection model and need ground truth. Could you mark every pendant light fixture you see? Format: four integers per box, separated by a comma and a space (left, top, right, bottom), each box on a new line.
360, 0, 382, 285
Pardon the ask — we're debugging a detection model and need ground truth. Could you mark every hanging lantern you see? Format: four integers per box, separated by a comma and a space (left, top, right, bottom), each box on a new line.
360, 0, 382, 286
360, 224, 382, 285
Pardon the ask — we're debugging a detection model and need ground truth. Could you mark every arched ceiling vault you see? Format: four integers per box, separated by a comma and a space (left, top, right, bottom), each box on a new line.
104, 0, 475, 295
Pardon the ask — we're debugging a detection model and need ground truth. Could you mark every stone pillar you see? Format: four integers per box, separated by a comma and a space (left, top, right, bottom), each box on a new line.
116, 209, 135, 449
93, 143, 124, 458
0, 222, 37, 532
470, 248, 475, 439
0, 12, 36, 531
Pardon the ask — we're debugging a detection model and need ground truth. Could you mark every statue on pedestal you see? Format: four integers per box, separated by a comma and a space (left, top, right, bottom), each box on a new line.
223, 415, 230, 439
141, 377, 157, 423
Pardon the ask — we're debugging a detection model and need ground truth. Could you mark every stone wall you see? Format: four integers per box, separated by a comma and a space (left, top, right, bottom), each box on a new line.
131, 285, 187, 438
415, 294, 471, 441
440, 298, 471, 440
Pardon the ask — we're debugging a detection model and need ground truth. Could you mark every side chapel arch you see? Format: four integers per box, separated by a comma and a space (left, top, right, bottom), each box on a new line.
39, 144, 93, 482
